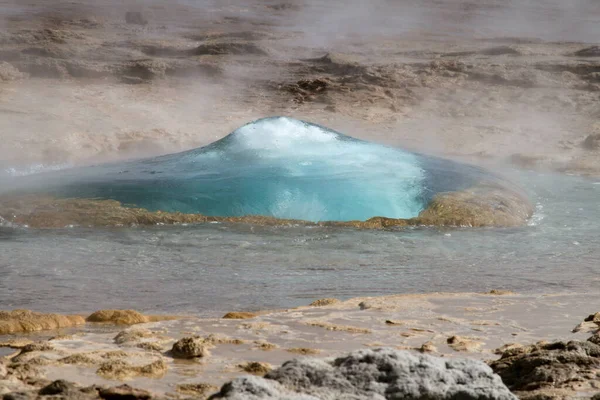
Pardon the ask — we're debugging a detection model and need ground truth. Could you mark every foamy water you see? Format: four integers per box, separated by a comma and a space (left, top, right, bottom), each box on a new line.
0, 169, 598, 316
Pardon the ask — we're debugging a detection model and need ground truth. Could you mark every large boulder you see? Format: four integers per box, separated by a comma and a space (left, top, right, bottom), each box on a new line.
490, 340, 600, 392
209, 348, 516, 399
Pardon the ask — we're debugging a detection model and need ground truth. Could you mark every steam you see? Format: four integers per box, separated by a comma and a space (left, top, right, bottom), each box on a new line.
0, 0, 597, 177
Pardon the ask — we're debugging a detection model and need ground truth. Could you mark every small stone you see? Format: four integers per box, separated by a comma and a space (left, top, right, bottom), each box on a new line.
238, 361, 272, 375
385, 320, 404, 326
447, 335, 482, 352
419, 341, 437, 353
488, 289, 515, 295
171, 337, 211, 359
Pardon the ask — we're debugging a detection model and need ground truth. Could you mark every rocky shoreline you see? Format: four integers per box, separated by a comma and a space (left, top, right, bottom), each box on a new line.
1, 292, 599, 399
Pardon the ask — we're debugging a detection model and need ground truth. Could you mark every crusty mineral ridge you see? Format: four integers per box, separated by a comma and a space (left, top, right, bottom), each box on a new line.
209, 348, 516, 400
0, 182, 532, 229
0, 310, 85, 335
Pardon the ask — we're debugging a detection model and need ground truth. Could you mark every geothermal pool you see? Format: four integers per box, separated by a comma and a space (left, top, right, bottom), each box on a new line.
3, 117, 525, 225
0, 118, 598, 315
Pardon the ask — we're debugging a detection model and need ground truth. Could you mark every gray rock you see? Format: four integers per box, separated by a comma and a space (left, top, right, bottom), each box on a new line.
210, 376, 318, 400
210, 348, 516, 400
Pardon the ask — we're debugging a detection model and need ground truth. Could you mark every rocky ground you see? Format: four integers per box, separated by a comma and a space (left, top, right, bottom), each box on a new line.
1, 292, 600, 399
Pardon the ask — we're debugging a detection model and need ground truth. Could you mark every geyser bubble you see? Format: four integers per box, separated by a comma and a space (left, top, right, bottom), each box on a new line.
7, 117, 532, 227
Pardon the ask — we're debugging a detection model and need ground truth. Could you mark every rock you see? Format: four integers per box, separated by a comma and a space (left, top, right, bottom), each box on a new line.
113, 329, 155, 345
0, 62, 25, 81
0, 339, 33, 349
39, 380, 78, 395
209, 376, 315, 400
222, 312, 258, 320
86, 310, 148, 325
385, 319, 405, 325
488, 289, 515, 295
99, 385, 151, 400
0, 310, 85, 334
238, 361, 272, 375
419, 341, 437, 353
308, 298, 339, 307
447, 335, 483, 352
494, 343, 524, 355
415, 185, 533, 228
124, 12, 148, 26
171, 337, 211, 359
585, 312, 600, 322
59, 353, 98, 366
210, 348, 516, 399
96, 359, 167, 380
177, 383, 219, 397
20, 342, 54, 353
583, 135, 600, 150
137, 342, 164, 352
490, 340, 600, 392
589, 333, 600, 345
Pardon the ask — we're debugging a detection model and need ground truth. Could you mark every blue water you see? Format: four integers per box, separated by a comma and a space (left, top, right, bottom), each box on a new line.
18, 117, 510, 222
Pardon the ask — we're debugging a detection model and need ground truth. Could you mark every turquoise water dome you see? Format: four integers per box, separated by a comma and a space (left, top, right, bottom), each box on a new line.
28, 117, 504, 222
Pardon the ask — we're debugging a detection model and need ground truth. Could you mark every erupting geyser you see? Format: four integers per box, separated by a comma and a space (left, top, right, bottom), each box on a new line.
1, 117, 533, 227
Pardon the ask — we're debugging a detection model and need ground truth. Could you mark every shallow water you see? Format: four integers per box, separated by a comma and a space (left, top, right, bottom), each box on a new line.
0, 169, 598, 316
